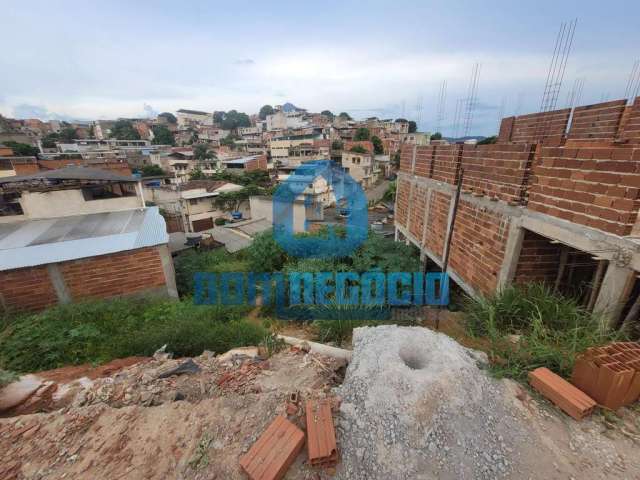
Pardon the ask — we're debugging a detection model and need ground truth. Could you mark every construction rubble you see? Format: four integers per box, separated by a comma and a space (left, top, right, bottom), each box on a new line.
1, 326, 640, 479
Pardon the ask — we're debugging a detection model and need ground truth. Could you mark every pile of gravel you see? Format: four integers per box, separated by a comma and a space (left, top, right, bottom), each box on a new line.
335, 325, 532, 480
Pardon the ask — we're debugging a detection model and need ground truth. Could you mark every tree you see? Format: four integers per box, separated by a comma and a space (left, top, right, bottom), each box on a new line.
331, 140, 343, 151
354, 128, 370, 141
408, 121, 417, 133
477, 136, 498, 145
3, 141, 38, 156
41, 133, 59, 148
220, 110, 251, 130
158, 112, 177, 124
109, 120, 141, 140
194, 144, 214, 160
350, 145, 368, 154
338, 112, 352, 120
213, 185, 264, 212
190, 168, 207, 180
321, 110, 334, 120
151, 125, 175, 145
140, 164, 166, 177
431, 132, 443, 140
395, 118, 408, 123
59, 127, 77, 143
259, 105, 274, 120
213, 111, 225, 124
245, 231, 288, 272
371, 135, 384, 154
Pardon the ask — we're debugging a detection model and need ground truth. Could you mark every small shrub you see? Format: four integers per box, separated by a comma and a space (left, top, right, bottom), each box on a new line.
463, 283, 621, 380
0, 369, 18, 387
214, 217, 227, 226
174, 249, 250, 296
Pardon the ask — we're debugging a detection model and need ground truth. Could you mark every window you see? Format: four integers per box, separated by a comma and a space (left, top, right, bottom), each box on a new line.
189, 199, 198, 205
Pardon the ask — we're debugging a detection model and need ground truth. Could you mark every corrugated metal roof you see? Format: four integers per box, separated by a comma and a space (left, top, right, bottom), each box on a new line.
0, 207, 168, 271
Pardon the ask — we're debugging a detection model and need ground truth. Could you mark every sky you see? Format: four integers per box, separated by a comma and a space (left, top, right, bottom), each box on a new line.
1, 0, 639, 136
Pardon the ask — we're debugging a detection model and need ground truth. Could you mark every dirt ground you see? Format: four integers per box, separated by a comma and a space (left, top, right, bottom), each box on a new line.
0, 347, 345, 480
0, 327, 639, 480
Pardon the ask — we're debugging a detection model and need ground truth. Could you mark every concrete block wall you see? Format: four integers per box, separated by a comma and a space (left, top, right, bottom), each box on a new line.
527, 146, 640, 236
0, 246, 174, 313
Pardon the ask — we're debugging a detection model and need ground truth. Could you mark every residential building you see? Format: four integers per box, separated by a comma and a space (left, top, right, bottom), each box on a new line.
0, 206, 177, 312
341, 150, 378, 189
0, 166, 145, 222
176, 109, 213, 128
144, 179, 244, 232
221, 154, 268, 173
149, 150, 198, 184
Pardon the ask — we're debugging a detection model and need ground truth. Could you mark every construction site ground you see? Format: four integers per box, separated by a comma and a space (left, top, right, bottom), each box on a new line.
1, 325, 639, 480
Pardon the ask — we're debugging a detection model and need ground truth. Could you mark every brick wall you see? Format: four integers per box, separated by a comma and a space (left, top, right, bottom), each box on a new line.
460, 144, 534, 202
0, 266, 59, 312
408, 183, 429, 240
395, 178, 411, 227
567, 100, 627, 142
245, 155, 268, 171
513, 230, 562, 284
446, 201, 510, 295
619, 97, 640, 144
498, 117, 515, 143
527, 146, 640, 235
0, 246, 169, 313
423, 191, 451, 261
508, 108, 571, 144
59, 247, 167, 300
399, 145, 414, 173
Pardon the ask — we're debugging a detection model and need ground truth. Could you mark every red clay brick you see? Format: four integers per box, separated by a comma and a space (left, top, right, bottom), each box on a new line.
239, 415, 305, 480
305, 399, 338, 468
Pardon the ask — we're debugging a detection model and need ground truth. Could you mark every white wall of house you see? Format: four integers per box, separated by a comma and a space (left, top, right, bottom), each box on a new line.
20, 188, 143, 219
250, 195, 307, 233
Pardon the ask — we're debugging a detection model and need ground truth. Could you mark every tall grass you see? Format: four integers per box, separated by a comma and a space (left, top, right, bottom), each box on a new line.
0, 298, 265, 373
464, 283, 621, 380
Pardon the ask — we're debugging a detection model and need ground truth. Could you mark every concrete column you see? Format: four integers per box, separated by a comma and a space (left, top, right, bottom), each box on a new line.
496, 220, 525, 290
593, 263, 634, 329
158, 245, 179, 299
47, 263, 71, 304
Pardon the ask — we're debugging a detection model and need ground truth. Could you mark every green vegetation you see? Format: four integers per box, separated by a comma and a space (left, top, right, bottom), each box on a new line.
213, 185, 266, 212
478, 135, 498, 145
174, 248, 250, 296
194, 143, 215, 160
338, 112, 352, 121
371, 135, 384, 154
408, 121, 417, 133
321, 110, 334, 120
382, 180, 396, 202
431, 132, 443, 140
350, 145, 368, 154
0, 369, 18, 388
464, 283, 620, 381
158, 112, 177, 124
151, 125, 175, 145
109, 120, 141, 140
218, 110, 251, 130
331, 140, 343, 151
140, 164, 166, 177
354, 127, 370, 141
259, 105, 274, 120
42, 126, 77, 148
3, 141, 38, 156
0, 298, 264, 373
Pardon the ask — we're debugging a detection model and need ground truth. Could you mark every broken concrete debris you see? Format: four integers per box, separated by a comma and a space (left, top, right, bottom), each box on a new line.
157, 358, 201, 378
239, 415, 305, 480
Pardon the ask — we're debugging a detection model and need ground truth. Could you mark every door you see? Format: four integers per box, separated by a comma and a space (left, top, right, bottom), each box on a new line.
192, 217, 214, 232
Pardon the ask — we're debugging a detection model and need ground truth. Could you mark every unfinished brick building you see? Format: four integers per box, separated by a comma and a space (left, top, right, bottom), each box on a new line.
395, 97, 640, 327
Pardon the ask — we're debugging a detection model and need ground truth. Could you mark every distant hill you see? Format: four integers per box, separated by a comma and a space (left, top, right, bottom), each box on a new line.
281, 102, 305, 113
442, 135, 486, 143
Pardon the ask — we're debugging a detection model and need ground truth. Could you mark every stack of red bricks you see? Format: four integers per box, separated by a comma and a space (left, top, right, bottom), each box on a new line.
527, 146, 640, 235
460, 144, 534, 202
572, 342, 640, 411
567, 99, 627, 142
